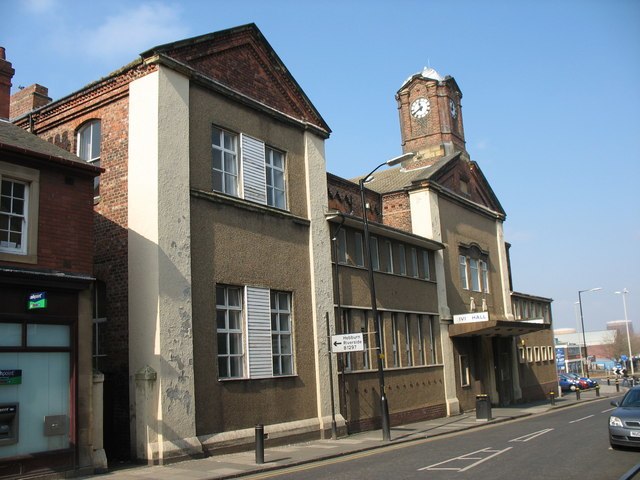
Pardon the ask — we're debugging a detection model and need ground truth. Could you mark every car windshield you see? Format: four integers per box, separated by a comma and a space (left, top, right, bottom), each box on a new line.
620, 390, 640, 407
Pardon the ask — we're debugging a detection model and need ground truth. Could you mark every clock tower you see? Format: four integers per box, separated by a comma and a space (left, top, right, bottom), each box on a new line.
397, 67, 466, 168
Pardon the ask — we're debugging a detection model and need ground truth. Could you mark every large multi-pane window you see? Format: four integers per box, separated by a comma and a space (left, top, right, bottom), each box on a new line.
271, 291, 293, 376
216, 285, 295, 380
212, 126, 288, 210
410, 248, 419, 278
384, 240, 394, 273
212, 127, 239, 196
391, 314, 399, 367
216, 285, 244, 379
459, 251, 490, 293
420, 250, 430, 279
77, 120, 101, 197
0, 179, 27, 253
265, 147, 286, 209
337, 228, 347, 264
398, 245, 406, 275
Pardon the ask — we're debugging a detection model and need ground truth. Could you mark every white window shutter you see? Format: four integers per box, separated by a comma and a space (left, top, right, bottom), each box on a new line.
246, 286, 272, 378
241, 134, 267, 204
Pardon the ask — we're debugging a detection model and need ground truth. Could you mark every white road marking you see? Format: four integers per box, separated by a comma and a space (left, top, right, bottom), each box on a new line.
418, 447, 513, 472
602, 407, 616, 413
569, 415, 594, 423
509, 428, 554, 442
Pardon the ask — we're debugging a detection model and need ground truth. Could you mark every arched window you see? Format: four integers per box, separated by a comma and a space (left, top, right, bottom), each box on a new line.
77, 120, 101, 197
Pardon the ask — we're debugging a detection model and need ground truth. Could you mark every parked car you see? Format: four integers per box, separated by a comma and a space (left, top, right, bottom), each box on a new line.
558, 375, 579, 392
609, 385, 640, 449
565, 372, 598, 389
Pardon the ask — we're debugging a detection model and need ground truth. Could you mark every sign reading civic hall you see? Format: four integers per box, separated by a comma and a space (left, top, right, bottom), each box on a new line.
453, 312, 489, 324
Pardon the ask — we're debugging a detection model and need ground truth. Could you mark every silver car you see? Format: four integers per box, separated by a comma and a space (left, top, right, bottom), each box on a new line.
609, 385, 640, 449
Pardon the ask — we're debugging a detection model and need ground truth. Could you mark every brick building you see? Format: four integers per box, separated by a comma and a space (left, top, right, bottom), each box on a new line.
0, 47, 102, 478
9, 24, 336, 464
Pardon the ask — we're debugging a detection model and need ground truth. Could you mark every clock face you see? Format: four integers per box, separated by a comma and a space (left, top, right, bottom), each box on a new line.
449, 99, 457, 118
410, 97, 430, 118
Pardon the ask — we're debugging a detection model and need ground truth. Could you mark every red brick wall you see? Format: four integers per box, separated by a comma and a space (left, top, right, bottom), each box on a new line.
13, 69, 143, 459
381, 191, 412, 232
10, 84, 51, 120
327, 173, 382, 222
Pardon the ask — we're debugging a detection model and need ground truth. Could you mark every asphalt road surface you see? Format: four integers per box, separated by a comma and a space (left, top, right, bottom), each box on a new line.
244, 395, 640, 480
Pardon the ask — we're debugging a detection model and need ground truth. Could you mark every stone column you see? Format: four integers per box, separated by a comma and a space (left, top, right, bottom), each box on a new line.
92, 371, 108, 473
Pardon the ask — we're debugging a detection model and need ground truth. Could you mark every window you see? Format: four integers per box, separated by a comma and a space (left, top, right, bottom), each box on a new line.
404, 314, 413, 367
370, 236, 380, 271
217, 285, 296, 380
271, 291, 293, 376
0, 163, 39, 263
410, 248, 419, 278
420, 250, 430, 280
384, 240, 394, 273
92, 281, 108, 371
216, 285, 244, 379
480, 260, 489, 292
337, 228, 347, 264
518, 347, 526, 363
459, 255, 469, 290
362, 312, 370, 370
459, 249, 489, 293
212, 127, 239, 196
354, 232, 364, 267
0, 179, 27, 253
427, 315, 437, 364
398, 245, 407, 275
77, 120, 101, 197
469, 258, 480, 292
265, 147, 286, 209
391, 314, 399, 367
416, 317, 425, 366
459, 354, 470, 387
212, 127, 289, 211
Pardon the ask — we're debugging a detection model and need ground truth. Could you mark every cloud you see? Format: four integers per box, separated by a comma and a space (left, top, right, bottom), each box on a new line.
23, 0, 57, 14
82, 3, 190, 60
47, 2, 190, 63
475, 139, 490, 150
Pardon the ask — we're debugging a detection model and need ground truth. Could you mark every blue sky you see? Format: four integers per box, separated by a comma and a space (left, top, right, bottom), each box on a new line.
3, 0, 639, 333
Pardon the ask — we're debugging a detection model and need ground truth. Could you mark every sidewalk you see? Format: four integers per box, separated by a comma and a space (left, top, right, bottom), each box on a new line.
81, 384, 625, 480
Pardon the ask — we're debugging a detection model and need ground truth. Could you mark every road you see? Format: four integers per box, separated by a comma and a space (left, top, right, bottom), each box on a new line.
244, 396, 639, 480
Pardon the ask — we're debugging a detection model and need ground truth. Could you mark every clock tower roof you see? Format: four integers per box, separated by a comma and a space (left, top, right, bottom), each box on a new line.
400, 66, 445, 89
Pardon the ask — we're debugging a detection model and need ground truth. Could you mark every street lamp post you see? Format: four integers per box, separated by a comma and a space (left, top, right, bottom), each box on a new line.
615, 289, 634, 376
358, 152, 414, 442
578, 287, 602, 378
573, 302, 585, 376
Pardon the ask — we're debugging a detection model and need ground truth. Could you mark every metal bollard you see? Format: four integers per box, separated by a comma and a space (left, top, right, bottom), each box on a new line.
549, 391, 555, 405
576, 389, 581, 400
255, 424, 264, 464
607, 376, 610, 386
616, 379, 620, 393
596, 385, 600, 397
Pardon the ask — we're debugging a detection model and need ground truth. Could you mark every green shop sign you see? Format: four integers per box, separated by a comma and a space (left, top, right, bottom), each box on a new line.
28, 292, 47, 310
0, 370, 22, 385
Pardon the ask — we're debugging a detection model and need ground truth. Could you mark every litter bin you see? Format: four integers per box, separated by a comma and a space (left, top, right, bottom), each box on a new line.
476, 394, 492, 421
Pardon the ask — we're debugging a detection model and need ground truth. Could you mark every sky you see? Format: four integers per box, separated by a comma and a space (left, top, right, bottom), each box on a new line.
3, 0, 639, 334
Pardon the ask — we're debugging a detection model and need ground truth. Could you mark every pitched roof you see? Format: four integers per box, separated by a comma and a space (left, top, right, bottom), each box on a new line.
141, 23, 331, 136
350, 152, 461, 194
0, 120, 100, 173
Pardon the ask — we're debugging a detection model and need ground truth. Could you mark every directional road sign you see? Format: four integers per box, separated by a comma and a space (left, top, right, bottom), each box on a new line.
331, 333, 364, 353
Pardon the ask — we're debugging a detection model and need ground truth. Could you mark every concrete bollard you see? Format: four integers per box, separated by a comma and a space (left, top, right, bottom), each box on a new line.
549, 391, 556, 405
255, 424, 264, 464
596, 385, 600, 397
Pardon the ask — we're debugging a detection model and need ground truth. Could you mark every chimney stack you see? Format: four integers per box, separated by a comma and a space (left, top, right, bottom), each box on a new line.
0, 46, 16, 120
10, 84, 52, 120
